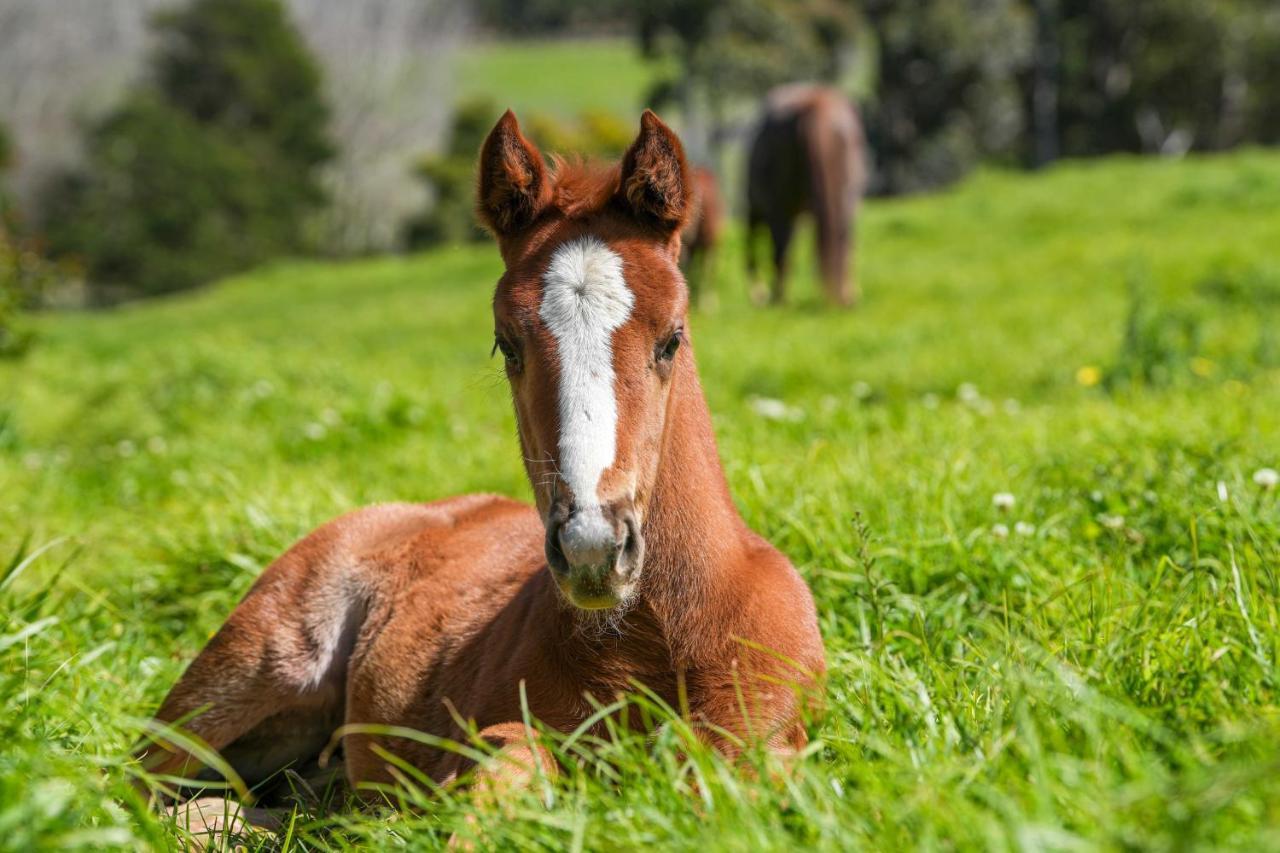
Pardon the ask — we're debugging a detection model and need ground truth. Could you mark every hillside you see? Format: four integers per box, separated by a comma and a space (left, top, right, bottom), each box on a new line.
2, 151, 1279, 848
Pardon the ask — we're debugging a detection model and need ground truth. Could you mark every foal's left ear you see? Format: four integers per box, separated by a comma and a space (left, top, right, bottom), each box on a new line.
618, 110, 691, 235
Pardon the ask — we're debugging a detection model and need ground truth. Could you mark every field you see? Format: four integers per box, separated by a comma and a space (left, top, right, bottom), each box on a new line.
456, 38, 667, 118
3, 147, 1280, 850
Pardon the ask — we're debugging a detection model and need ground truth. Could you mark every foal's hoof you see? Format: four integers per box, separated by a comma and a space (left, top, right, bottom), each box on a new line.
167, 796, 281, 850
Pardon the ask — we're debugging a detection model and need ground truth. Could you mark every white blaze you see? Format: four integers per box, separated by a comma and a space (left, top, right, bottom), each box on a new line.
540, 236, 633, 550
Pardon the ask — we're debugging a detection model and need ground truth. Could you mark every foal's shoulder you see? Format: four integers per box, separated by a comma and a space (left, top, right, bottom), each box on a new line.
729, 534, 825, 673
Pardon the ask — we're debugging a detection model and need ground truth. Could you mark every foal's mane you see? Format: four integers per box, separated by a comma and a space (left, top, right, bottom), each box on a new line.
547, 155, 622, 220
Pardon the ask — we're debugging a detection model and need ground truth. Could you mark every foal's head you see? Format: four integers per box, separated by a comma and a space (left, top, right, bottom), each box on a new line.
478, 109, 693, 611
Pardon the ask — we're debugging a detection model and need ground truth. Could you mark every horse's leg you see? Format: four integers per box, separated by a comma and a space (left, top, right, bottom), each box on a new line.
768, 214, 795, 305
745, 211, 767, 304
817, 208, 853, 308
135, 552, 362, 802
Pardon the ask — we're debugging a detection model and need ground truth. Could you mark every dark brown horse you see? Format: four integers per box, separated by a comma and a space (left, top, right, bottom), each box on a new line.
746, 85, 867, 306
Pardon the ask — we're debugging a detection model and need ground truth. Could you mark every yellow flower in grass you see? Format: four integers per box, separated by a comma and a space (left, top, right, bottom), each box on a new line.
1076, 365, 1102, 387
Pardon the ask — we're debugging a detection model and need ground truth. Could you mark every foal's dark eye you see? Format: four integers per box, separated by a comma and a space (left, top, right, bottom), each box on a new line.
657, 329, 683, 363
492, 336, 521, 371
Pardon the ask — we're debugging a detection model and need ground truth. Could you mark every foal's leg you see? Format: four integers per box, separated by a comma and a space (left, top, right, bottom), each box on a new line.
135, 549, 364, 799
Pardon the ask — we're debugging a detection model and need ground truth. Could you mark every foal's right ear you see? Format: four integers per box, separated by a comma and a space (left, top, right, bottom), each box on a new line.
477, 110, 551, 242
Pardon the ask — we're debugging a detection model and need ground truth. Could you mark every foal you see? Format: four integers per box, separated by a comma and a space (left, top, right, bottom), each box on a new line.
136, 110, 825, 813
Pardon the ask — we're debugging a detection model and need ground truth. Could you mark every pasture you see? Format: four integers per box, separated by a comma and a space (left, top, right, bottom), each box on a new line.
2, 149, 1280, 849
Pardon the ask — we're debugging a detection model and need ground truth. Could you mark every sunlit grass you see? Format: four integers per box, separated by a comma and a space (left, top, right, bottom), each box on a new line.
2, 151, 1279, 848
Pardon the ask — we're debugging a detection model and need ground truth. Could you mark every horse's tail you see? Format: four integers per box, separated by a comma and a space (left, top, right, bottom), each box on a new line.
802, 98, 864, 305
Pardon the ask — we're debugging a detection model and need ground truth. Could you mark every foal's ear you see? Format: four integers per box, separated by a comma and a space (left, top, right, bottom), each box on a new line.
618, 110, 691, 235
477, 110, 551, 241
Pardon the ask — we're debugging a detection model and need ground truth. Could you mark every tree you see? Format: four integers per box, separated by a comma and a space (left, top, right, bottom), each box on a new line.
861, 0, 1032, 194
42, 0, 334, 300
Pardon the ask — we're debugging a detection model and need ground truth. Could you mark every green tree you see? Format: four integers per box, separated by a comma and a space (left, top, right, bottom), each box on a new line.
862, 0, 1032, 193
43, 0, 333, 300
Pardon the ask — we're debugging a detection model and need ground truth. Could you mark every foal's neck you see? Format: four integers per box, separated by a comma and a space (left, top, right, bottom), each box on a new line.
628, 347, 748, 653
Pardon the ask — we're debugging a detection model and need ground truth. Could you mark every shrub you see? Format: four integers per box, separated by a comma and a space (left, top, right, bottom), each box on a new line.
42, 0, 333, 301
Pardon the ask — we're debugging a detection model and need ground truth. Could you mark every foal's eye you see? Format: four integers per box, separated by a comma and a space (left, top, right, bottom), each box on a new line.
657, 329, 683, 364
492, 336, 521, 371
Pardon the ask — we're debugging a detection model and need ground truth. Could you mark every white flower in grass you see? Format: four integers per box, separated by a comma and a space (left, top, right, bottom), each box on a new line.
991, 523, 1010, 539
1015, 521, 1036, 537
1099, 513, 1125, 530
993, 492, 1016, 512
303, 422, 327, 441
749, 396, 803, 423
1217, 481, 1229, 503
852, 381, 873, 401
116, 439, 137, 458
957, 382, 981, 403
1254, 468, 1279, 490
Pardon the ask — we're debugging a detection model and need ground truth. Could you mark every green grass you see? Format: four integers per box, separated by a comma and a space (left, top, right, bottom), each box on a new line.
3, 150, 1280, 850
456, 37, 668, 118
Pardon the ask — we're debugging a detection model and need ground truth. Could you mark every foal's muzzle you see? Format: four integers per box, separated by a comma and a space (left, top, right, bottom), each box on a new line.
545, 500, 644, 610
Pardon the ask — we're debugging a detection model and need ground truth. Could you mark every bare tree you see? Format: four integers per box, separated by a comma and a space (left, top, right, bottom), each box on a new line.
285, 0, 466, 251
0, 0, 466, 252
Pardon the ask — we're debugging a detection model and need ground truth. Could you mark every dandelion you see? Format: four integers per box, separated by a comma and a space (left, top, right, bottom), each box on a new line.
957, 383, 981, 403
1099, 513, 1125, 530
1254, 468, 1279, 490
1076, 365, 1102, 387
749, 396, 803, 422
991, 523, 1009, 539
993, 492, 1016, 512
1015, 521, 1036, 536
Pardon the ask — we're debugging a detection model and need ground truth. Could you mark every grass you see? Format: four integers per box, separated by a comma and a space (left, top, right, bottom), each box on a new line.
456, 37, 668, 118
2, 149, 1280, 849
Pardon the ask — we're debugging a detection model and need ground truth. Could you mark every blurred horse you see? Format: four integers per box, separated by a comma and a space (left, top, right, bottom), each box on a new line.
680, 166, 725, 306
746, 85, 866, 306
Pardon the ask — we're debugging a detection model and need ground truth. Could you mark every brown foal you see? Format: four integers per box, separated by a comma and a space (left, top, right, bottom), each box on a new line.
136, 110, 825, 820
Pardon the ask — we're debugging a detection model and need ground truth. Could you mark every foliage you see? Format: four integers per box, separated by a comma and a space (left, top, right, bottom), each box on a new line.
0, 120, 60, 358
861, 0, 1032, 193
1042, 0, 1280, 157
3, 151, 1280, 848
41, 0, 333, 301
